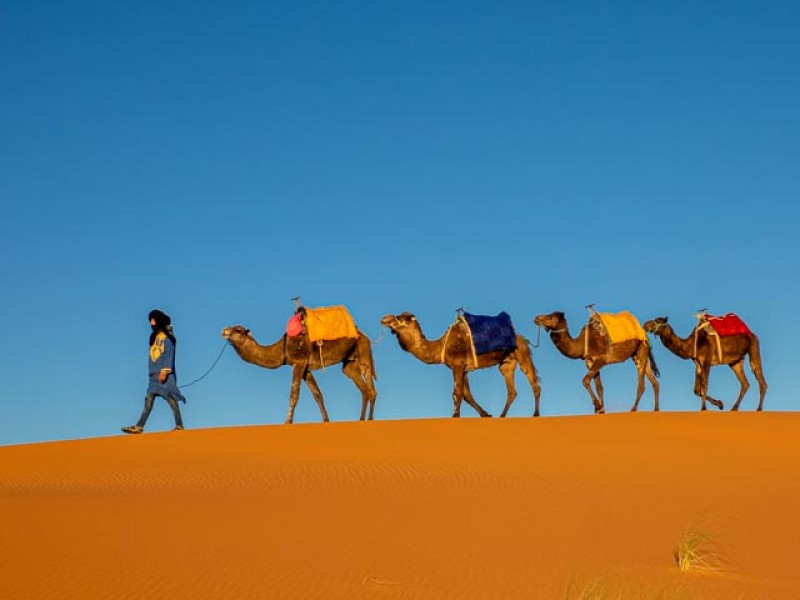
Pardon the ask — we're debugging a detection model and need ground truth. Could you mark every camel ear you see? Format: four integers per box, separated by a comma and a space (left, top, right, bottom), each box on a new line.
663, 317, 668, 323
245, 329, 251, 335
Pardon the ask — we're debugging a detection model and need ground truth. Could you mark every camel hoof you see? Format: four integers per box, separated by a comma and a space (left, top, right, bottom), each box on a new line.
533, 412, 540, 418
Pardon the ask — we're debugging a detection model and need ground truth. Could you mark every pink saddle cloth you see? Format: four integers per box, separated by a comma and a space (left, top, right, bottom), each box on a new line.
706, 313, 752, 337
286, 313, 303, 337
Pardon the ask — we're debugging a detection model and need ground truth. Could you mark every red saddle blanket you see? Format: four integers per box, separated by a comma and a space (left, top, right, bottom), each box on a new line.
706, 313, 752, 337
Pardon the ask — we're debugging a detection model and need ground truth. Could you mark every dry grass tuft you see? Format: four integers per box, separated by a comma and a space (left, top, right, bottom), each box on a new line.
563, 578, 622, 600
563, 577, 685, 600
674, 525, 729, 574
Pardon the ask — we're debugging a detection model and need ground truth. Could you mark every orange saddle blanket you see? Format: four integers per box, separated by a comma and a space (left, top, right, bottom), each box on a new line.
705, 313, 752, 337
303, 306, 358, 342
596, 311, 647, 344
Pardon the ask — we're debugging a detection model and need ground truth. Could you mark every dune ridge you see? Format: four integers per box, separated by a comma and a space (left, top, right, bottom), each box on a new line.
2, 412, 799, 599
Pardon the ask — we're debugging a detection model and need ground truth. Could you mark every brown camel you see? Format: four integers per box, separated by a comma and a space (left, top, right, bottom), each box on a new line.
221, 325, 377, 424
380, 312, 542, 417
643, 316, 767, 411
533, 311, 659, 414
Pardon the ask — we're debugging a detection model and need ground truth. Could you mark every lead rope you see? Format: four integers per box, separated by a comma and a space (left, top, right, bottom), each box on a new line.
318, 340, 325, 370
180, 341, 229, 389
441, 324, 453, 363
530, 325, 542, 348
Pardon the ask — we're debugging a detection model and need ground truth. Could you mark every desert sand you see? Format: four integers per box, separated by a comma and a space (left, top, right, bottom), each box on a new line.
2, 411, 799, 599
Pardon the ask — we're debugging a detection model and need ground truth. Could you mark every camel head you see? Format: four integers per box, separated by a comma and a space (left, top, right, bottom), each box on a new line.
380, 312, 419, 335
643, 317, 670, 335
221, 325, 252, 346
533, 311, 567, 331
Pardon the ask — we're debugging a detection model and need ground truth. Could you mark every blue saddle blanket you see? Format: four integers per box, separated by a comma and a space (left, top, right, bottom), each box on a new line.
463, 312, 517, 355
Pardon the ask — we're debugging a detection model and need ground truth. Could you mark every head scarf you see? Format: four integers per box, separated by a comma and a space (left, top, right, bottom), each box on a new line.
149, 309, 176, 347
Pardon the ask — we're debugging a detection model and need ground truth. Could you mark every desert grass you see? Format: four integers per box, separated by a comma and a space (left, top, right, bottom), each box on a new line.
563, 577, 685, 600
674, 524, 729, 574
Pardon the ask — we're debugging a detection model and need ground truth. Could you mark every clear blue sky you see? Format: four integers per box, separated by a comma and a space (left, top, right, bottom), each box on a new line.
2, 1, 798, 445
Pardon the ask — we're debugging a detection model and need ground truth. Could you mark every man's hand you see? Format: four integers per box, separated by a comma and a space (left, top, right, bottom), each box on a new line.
159, 369, 170, 383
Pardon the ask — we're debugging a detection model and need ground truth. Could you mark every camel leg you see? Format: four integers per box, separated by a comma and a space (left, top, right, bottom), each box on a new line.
451, 369, 465, 418
593, 373, 604, 413
498, 359, 518, 418
355, 335, 378, 419
582, 362, 605, 414
342, 360, 375, 421
694, 363, 708, 411
286, 363, 307, 424
515, 343, 542, 417
630, 351, 647, 412
302, 370, 330, 422
462, 376, 491, 418
729, 359, 750, 412
645, 364, 660, 411
748, 340, 768, 411
695, 362, 724, 411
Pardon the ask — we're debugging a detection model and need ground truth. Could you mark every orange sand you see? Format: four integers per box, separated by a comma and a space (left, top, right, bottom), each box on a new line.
2, 412, 799, 599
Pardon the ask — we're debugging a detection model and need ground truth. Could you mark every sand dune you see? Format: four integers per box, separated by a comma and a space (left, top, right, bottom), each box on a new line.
2, 412, 799, 599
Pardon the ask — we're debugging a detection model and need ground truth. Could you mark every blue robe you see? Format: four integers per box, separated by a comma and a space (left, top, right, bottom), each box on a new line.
146, 332, 186, 403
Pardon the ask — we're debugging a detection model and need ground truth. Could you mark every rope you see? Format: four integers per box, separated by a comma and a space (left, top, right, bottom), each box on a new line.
179, 341, 229, 389
530, 325, 542, 348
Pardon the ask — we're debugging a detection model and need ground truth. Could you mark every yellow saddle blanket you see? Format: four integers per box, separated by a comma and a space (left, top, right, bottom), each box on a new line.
596, 311, 647, 344
304, 306, 358, 342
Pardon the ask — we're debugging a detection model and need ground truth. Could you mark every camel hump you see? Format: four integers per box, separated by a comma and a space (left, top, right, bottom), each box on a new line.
705, 313, 752, 337
304, 305, 358, 342
463, 311, 517, 355
596, 311, 647, 344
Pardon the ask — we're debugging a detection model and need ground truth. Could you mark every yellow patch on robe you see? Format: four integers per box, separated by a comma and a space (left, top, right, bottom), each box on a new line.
149, 332, 166, 362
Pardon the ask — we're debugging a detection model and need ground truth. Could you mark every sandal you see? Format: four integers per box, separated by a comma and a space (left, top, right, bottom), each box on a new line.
121, 425, 144, 434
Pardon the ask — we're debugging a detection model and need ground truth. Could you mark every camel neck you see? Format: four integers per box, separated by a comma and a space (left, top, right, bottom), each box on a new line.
549, 325, 585, 359
232, 335, 286, 368
396, 325, 446, 364
657, 326, 696, 359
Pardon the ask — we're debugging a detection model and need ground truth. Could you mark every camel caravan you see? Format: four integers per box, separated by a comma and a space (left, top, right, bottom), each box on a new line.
222, 301, 766, 423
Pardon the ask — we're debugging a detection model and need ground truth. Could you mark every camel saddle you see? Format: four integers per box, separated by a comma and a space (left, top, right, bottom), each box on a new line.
694, 312, 752, 363
591, 311, 647, 345
703, 313, 752, 337
285, 313, 303, 337
303, 305, 358, 342
463, 312, 517, 356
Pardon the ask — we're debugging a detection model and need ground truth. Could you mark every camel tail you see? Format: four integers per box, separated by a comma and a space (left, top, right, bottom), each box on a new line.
358, 332, 377, 382
647, 343, 660, 378
518, 335, 541, 383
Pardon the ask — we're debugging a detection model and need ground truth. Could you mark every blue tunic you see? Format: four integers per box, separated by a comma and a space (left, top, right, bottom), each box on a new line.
146, 332, 186, 403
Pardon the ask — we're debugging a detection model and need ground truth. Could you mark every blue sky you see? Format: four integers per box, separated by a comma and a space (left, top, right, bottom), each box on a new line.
1, 1, 798, 445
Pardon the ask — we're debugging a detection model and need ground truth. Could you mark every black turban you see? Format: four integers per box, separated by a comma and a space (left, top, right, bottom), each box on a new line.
149, 309, 176, 347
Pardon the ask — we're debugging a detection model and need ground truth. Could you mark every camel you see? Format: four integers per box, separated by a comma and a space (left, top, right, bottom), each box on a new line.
643, 316, 767, 411
533, 311, 659, 414
221, 325, 377, 424
380, 312, 541, 417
